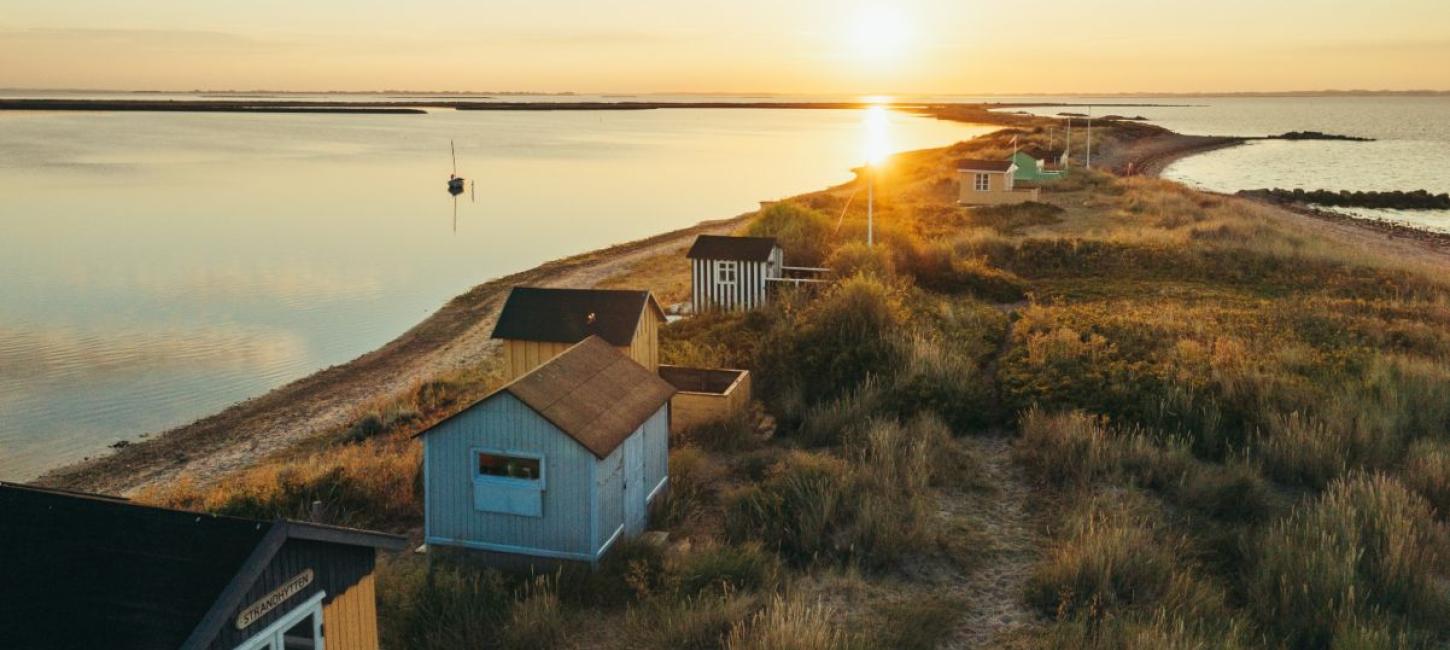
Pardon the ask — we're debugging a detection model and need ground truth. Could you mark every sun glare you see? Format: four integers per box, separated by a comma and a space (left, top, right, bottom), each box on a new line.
850, 5, 911, 63
863, 105, 891, 165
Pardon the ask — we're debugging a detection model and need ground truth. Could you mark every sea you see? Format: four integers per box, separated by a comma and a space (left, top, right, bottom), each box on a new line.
2, 90, 1446, 481
0, 94, 990, 480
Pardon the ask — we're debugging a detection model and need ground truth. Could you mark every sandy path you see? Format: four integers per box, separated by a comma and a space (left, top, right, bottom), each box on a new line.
38, 216, 745, 495
938, 436, 1045, 649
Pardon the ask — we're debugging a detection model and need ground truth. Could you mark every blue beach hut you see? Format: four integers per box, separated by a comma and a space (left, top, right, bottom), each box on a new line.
417, 336, 674, 566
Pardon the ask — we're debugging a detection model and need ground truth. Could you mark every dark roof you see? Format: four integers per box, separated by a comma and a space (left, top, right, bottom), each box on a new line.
956, 159, 1015, 172
0, 482, 405, 650
491, 287, 665, 347
686, 235, 780, 262
420, 337, 675, 458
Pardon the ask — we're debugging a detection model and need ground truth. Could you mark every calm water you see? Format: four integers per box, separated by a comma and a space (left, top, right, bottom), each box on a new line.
1007, 96, 1450, 231
0, 107, 990, 480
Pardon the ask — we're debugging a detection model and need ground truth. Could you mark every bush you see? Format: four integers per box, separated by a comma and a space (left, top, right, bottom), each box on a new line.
826, 242, 895, 280
796, 378, 884, 447
746, 202, 834, 267
1250, 474, 1450, 647
671, 542, 781, 597
1405, 439, 1450, 518
886, 336, 999, 432
900, 242, 1028, 302
1176, 461, 1271, 523
377, 558, 513, 650
655, 447, 715, 531
755, 275, 909, 411
724, 452, 851, 566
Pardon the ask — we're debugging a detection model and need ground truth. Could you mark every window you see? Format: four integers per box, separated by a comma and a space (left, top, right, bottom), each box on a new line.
974, 173, 991, 192
473, 449, 545, 517
236, 593, 324, 650
478, 452, 541, 481
716, 261, 738, 285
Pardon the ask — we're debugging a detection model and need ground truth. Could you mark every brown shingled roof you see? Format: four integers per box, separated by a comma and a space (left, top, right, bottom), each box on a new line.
420, 337, 675, 458
956, 159, 1015, 172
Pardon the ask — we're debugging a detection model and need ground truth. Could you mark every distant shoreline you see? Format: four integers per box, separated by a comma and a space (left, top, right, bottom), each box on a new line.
0, 98, 1188, 115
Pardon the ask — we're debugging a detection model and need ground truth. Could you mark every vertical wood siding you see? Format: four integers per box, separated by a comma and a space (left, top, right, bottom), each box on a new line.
627, 304, 660, 372
321, 573, 379, 650
424, 394, 596, 558
502, 339, 575, 381
692, 258, 772, 312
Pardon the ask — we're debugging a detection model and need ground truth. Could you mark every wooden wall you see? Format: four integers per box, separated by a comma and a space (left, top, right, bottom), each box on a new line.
425, 393, 598, 560
668, 371, 751, 435
500, 303, 661, 381
321, 573, 379, 650
692, 257, 777, 312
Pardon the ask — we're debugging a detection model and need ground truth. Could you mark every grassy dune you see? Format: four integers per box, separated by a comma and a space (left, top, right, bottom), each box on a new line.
139, 122, 1450, 648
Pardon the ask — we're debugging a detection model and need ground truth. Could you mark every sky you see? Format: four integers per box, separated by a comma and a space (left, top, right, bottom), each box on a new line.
3, 0, 1449, 95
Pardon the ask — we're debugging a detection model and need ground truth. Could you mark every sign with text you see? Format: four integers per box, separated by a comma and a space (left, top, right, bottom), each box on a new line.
236, 569, 314, 630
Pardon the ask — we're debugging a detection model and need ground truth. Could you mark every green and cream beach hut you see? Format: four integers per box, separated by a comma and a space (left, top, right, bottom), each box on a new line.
1013, 147, 1067, 182
957, 159, 1040, 206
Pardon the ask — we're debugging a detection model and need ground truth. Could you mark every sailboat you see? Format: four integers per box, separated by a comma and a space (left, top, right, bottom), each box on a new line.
447, 140, 465, 195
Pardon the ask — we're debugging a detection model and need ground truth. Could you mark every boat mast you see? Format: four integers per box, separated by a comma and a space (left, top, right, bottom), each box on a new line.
451, 140, 458, 177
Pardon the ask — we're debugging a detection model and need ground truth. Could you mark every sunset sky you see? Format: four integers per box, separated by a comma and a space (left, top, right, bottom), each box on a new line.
3, 0, 1449, 94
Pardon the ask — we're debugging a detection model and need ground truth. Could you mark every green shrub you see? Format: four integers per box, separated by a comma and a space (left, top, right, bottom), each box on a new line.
656, 447, 714, 531
377, 557, 512, 650
684, 411, 760, 453
1176, 461, 1271, 523
1250, 474, 1450, 647
724, 452, 851, 566
826, 242, 896, 280
746, 202, 834, 267
755, 275, 909, 411
970, 201, 1065, 235
900, 242, 1028, 302
671, 543, 781, 597
886, 336, 999, 432
796, 379, 883, 447
1404, 439, 1450, 518
1026, 498, 1183, 618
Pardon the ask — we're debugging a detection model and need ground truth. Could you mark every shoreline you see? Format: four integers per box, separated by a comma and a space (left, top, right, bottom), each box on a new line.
32, 110, 1449, 495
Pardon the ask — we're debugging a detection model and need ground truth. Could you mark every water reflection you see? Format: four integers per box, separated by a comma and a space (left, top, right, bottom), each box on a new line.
0, 108, 993, 479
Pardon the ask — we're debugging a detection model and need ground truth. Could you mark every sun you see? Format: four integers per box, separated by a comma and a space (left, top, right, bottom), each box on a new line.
849, 5, 911, 63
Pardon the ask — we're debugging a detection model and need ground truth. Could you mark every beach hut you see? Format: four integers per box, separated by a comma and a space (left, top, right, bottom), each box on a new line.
417, 336, 675, 567
957, 159, 1040, 206
0, 482, 406, 650
686, 235, 784, 312
492, 287, 666, 380
1013, 147, 1067, 182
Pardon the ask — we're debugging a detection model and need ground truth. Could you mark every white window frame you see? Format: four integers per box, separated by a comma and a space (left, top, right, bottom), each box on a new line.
234, 590, 326, 650
473, 448, 546, 490
715, 261, 738, 285
974, 173, 991, 192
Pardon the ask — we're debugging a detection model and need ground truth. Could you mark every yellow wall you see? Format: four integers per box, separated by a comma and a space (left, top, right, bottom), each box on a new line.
499, 303, 662, 380
669, 372, 751, 435
322, 573, 379, 650
957, 170, 1040, 205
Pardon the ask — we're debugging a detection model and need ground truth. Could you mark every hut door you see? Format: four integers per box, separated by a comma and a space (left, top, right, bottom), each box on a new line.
623, 433, 647, 536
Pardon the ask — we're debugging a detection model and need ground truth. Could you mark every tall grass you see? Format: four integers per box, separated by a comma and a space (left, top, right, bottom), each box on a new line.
1250, 474, 1450, 647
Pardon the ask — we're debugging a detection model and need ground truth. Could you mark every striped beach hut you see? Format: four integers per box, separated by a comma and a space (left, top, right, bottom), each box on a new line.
417, 336, 675, 567
687, 235, 783, 312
